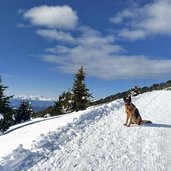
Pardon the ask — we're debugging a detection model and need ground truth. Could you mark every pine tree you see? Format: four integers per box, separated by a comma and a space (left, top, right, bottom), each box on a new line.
0, 77, 14, 131
16, 101, 33, 123
60, 90, 73, 114
52, 96, 63, 116
52, 90, 73, 115
71, 66, 93, 111
130, 86, 141, 96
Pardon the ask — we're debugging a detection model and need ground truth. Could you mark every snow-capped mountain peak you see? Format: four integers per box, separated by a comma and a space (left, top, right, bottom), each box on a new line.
13, 95, 56, 101
10, 95, 56, 112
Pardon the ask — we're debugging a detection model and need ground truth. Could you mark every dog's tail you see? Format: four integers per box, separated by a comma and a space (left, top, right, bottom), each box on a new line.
142, 120, 152, 124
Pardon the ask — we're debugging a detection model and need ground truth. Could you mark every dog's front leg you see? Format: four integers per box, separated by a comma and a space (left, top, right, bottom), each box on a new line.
128, 116, 132, 127
124, 114, 129, 126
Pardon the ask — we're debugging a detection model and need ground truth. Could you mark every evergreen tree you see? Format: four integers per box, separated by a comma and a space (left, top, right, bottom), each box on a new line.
51, 97, 63, 116
0, 77, 14, 131
60, 90, 73, 114
71, 66, 93, 111
16, 101, 33, 122
52, 90, 73, 115
130, 86, 141, 96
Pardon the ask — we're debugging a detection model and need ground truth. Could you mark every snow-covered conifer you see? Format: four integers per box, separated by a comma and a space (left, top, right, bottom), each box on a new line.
0, 77, 14, 131
71, 66, 93, 111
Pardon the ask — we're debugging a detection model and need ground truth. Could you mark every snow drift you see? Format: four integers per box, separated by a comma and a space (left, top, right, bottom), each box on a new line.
0, 90, 171, 171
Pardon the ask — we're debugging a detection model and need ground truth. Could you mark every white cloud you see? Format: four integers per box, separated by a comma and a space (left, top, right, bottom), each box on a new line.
109, 9, 134, 24
118, 29, 147, 41
138, 0, 171, 35
78, 27, 115, 47
110, 0, 171, 40
43, 50, 171, 80
36, 29, 76, 43
20, 3, 171, 80
42, 27, 171, 80
23, 5, 78, 29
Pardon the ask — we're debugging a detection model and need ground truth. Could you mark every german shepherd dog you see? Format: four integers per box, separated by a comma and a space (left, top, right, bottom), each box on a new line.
123, 96, 152, 127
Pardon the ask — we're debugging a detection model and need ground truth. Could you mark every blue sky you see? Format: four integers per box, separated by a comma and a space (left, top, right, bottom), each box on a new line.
1, 0, 171, 99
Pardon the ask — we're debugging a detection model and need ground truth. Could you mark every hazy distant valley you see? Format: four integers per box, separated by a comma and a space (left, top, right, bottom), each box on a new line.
10, 96, 56, 112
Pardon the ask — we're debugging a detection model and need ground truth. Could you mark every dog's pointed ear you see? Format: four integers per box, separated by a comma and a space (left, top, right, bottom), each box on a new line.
128, 95, 131, 102
123, 96, 126, 101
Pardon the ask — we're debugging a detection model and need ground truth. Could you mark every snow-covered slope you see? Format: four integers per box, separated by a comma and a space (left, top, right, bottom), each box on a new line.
0, 90, 171, 171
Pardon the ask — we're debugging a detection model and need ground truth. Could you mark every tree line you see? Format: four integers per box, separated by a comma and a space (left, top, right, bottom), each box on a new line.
0, 77, 33, 132
0, 66, 92, 132
91, 80, 171, 106
1, 65, 171, 132
35, 66, 93, 118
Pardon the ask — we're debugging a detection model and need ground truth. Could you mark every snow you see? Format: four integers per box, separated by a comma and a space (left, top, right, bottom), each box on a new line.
0, 90, 171, 171
0, 131, 3, 136
0, 114, 4, 120
13, 95, 56, 101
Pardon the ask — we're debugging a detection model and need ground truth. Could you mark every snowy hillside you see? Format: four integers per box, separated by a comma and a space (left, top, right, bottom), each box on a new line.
0, 90, 171, 171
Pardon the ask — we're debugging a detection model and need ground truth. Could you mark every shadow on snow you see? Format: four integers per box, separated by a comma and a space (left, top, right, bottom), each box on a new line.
4, 115, 64, 135
142, 123, 171, 129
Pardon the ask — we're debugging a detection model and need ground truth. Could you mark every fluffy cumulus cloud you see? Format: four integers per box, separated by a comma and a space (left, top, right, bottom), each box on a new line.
110, 0, 171, 40
23, 5, 78, 29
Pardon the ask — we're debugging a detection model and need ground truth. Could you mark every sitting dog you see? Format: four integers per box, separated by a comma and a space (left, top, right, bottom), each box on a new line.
123, 96, 152, 127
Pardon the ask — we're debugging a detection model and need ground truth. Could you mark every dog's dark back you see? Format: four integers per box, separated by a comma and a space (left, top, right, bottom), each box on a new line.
134, 108, 140, 119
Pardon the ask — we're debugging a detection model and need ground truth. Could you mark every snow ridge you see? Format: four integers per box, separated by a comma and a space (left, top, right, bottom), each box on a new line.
0, 100, 123, 171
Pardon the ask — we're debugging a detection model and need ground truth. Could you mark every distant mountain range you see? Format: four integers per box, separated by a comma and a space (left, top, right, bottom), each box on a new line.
10, 96, 56, 112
